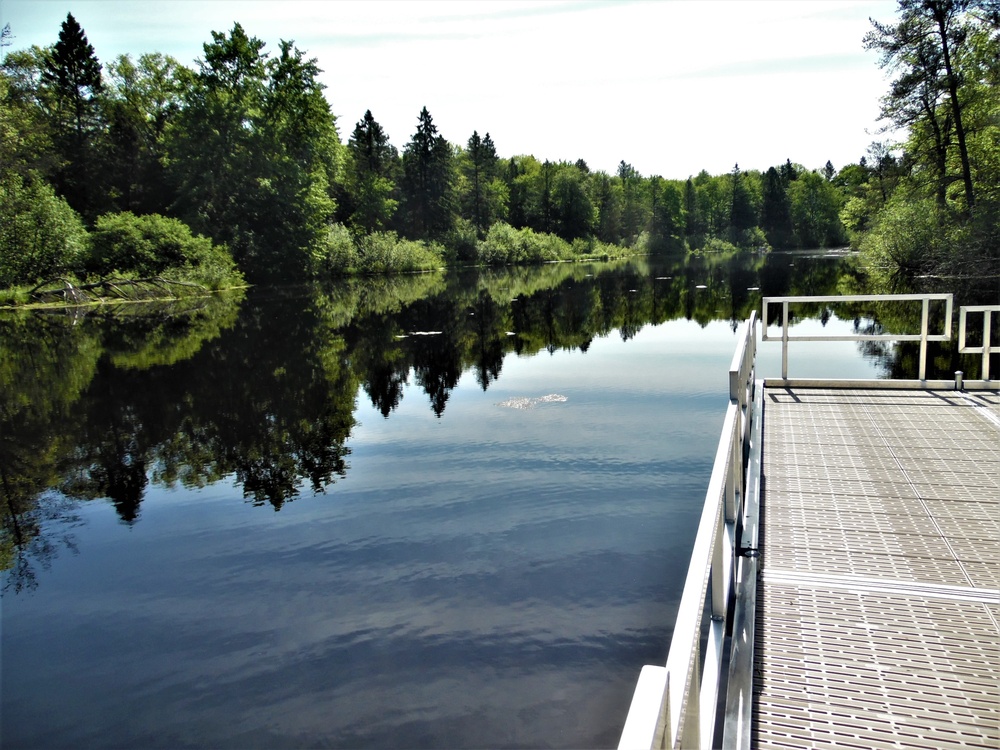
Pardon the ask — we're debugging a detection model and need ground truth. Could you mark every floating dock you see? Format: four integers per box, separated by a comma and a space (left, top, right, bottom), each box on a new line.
619, 296, 1000, 750
755, 386, 999, 749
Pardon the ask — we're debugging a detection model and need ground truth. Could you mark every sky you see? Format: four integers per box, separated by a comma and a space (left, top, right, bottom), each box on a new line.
2, 0, 902, 180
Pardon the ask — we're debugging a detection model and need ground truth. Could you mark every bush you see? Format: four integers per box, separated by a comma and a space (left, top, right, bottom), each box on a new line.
86, 212, 241, 289
701, 237, 741, 254
444, 218, 479, 264
313, 222, 358, 276
477, 222, 567, 265
0, 172, 88, 287
355, 232, 444, 274
859, 195, 942, 287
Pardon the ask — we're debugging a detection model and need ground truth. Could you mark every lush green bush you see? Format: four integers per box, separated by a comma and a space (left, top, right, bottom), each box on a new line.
445, 218, 478, 263
313, 222, 358, 276
354, 232, 444, 274
701, 237, 742, 254
477, 222, 568, 265
859, 195, 943, 288
0, 172, 89, 288
86, 212, 242, 289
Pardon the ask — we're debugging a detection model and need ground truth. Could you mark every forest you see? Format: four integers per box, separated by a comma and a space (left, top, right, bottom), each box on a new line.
0, 0, 997, 296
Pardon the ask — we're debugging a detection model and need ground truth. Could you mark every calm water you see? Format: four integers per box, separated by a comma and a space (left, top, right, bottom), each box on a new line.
2, 253, 896, 749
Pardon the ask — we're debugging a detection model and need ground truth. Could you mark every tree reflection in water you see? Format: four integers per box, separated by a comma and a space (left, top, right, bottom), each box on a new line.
4, 250, 988, 592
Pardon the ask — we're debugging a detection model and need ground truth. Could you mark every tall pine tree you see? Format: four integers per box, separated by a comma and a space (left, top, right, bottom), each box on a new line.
41, 13, 104, 219
401, 107, 454, 240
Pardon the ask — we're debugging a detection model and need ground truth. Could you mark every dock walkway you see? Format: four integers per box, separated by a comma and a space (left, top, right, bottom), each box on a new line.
755, 386, 1000, 749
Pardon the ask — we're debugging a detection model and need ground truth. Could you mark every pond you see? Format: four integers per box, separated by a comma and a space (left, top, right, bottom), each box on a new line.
0, 252, 913, 748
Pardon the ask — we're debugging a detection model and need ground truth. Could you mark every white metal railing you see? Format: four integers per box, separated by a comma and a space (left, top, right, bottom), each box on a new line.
761, 293, 953, 380
958, 305, 999, 381
618, 311, 758, 750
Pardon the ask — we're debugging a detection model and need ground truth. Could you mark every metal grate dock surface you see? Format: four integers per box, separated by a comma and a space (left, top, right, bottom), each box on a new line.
755, 387, 1000, 749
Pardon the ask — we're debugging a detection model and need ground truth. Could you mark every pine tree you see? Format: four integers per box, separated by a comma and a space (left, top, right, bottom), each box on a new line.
347, 110, 398, 233
41, 13, 104, 218
401, 107, 454, 239
761, 166, 794, 249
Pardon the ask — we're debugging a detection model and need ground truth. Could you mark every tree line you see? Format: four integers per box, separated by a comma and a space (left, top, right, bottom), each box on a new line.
1, 14, 852, 288
2, 2, 996, 290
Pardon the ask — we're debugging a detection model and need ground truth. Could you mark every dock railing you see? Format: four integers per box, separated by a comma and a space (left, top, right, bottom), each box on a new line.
618, 311, 758, 750
762, 293, 953, 382
958, 304, 998, 382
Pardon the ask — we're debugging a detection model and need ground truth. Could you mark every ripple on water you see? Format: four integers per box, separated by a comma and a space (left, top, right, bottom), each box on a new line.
495, 394, 568, 410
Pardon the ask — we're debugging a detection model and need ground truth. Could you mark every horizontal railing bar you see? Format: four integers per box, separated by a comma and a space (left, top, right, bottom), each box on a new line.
764, 378, 996, 390
955, 304, 999, 312
763, 293, 952, 303
762, 333, 951, 342
618, 666, 669, 750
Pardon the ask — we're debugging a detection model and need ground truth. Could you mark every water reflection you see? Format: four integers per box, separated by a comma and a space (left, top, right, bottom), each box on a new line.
0, 252, 872, 583
6, 249, 994, 592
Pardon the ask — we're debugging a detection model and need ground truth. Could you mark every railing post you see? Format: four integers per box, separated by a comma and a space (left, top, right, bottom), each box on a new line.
781, 301, 789, 380
984, 310, 992, 381
712, 501, 727, 620
919, 298, 930, 380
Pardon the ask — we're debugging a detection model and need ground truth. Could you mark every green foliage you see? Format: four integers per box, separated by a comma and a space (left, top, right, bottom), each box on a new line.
461, 130, 501, 235
853, 2, 998, 285
0, 171, 88, 286
354, 232, 444, 274
313, 222, 358, 276
86, 212, 241, 289
401, 107, 455, 240
343, 110, 399, 234
41, 13, 105, 219
478, 222, 568, 265
700, 237, 742, 254
102, 52, 185, 215
165, 26, 340, 281
789, 171, 848, 248
859, 194, 943, 287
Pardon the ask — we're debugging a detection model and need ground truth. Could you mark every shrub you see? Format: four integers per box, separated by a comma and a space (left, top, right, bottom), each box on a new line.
0, 172, 88, 287
86, 212, 241, 289
355, 232, 443, 274
477, 222, 567, 265
313, 222, 358, 276
859, 195, 942, 287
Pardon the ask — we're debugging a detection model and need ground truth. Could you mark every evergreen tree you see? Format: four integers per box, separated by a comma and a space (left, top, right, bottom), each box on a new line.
464, 130, 499, 235
617, 160, 641, 242
729, 164, 756, 236
761, 166, 794, 249
41, 13, 104, 219
166, 22, 268, 258
551, 163, 593, 240
346, 110, 398, 233
647, 177, 683, 253
683, 177, 703, 239
594, 172, 621, 244
401, 107, 454, 240
102, 53, 184, 215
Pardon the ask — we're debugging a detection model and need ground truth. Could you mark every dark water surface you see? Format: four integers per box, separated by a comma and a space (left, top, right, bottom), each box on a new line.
3, 253, 890, 748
